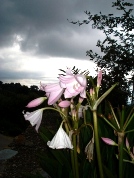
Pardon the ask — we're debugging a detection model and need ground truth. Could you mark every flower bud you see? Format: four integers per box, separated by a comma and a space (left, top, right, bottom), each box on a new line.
101, 137, 118, 146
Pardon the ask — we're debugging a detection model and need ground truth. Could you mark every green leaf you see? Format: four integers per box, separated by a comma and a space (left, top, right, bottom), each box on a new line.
50, 149, 71, 170
39, 126, 54, 142
103, 164, 115, 178
82, 160, 90, 178
93, 83, 118, 110
38, 152, 60, 178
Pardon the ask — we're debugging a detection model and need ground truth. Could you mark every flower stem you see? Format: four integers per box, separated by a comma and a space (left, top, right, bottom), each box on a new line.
119, 142, 124, 178
118, 132, 124, 178
93, 110, 104, 178
70, 150, 75, 178
72, 133, 79, 178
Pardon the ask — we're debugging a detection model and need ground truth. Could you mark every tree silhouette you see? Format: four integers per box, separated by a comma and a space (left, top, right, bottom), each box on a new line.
70, 0, 134, 105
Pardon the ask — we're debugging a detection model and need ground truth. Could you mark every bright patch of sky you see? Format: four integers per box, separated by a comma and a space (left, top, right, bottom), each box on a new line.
0, 40, 97, 87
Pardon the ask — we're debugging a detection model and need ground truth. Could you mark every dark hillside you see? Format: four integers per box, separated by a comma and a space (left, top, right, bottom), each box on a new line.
0, 81, 45, 136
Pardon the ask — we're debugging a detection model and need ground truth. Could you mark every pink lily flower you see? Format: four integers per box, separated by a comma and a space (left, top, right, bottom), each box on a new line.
23, 109, 43, 132
26, 97, 46, 108
97, 70, 102, 87
59, 70, 87, 98
43, 83, 64, 105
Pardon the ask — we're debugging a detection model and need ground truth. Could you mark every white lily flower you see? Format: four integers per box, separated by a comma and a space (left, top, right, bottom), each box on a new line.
23, 109, 43, 132
47, 123, 73, 149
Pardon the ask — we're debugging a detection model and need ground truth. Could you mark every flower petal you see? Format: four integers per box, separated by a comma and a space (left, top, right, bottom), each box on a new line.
43, 83, 64, 105
48, 88, 64, 105
59, 71, 87, 99
80, 89, 86, 98
75, 74, 87, 87
64, 89, 79, 98
59, 75, 75, 84
45, 83, 62, 92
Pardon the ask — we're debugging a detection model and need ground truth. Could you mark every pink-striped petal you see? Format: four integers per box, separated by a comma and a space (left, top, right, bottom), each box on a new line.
48, 88, 64, 105
45, 83, 62, 92
80, 89, 86, 98
64, 89, 79, 98
59, 75, 75, 84
75, 75, 87, 87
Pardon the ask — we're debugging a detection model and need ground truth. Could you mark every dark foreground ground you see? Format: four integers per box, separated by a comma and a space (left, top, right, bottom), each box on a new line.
0, 112, 59, 178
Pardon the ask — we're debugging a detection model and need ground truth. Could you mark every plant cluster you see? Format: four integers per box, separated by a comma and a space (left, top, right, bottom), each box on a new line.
23, 67, 134, 178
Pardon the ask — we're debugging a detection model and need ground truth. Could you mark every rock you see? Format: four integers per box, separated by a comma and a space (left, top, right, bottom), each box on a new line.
0, 149, 18, 160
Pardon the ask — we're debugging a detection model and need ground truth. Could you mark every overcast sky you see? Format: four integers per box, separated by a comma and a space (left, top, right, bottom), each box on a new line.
0, 0, 133, 87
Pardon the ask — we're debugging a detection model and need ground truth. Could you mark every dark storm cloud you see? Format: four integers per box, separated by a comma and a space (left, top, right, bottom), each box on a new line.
0, 68, 42, 80
0, 0, 125, 59
0, 0, 133, 85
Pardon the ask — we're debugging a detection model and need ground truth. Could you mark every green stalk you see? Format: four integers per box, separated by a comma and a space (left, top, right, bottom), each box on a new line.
118, 106, 125, 178
119, 142, 124, 178
118, 132, 124, 178
70, 150, 75, 178
72, 134, 79, 178
93, 110, 104, 178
